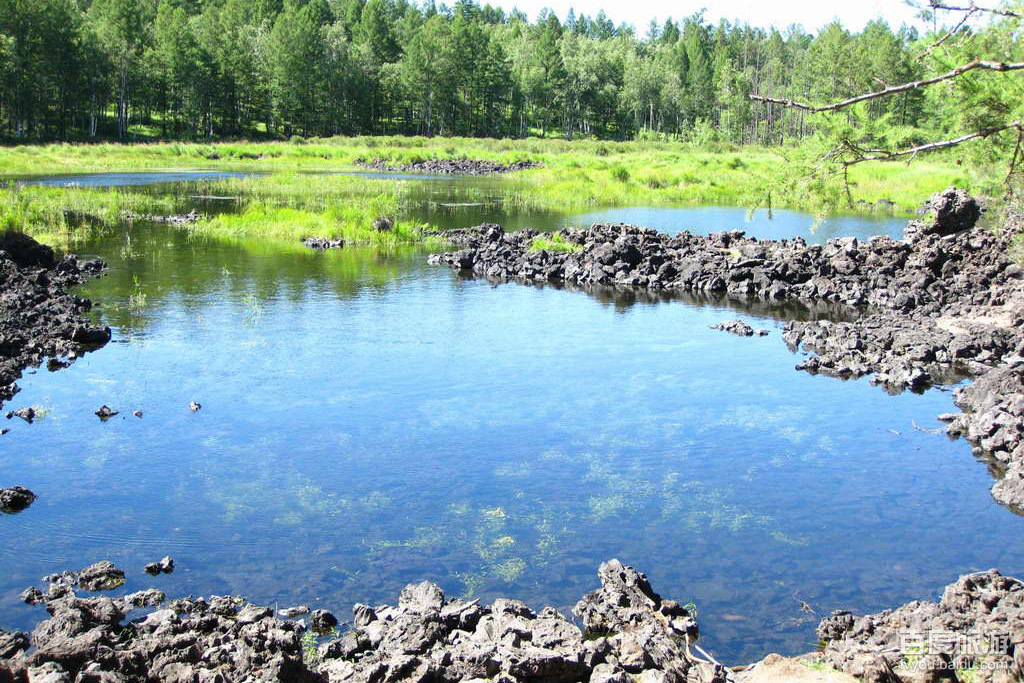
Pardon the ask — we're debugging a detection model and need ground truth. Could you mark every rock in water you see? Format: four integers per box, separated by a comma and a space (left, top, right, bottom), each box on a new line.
94, 405, 118, 421
144, 556, 175, 575
301, 237, 345, 251
189, 402, 201, 412
710, 319, 769, 337
5, 407, 35, 423
0, 486, 37, 513
76, 561, 125, 591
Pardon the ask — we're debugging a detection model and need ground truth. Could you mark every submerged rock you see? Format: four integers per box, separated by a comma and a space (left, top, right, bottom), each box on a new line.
0, 486, 37, 513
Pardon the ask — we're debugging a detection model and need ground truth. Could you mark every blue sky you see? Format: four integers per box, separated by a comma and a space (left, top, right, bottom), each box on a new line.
485, 0, 924, 32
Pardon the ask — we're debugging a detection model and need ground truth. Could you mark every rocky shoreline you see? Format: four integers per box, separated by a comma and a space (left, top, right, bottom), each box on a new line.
0, 231, 110, 409
0, 559, 1019, 682
357, 157, 542, 175
427, 188, 1024, 512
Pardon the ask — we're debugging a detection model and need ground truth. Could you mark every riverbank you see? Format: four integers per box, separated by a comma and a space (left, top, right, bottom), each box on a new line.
0, 137, 978, 213
427, 188, 1024, 512
0, 558, 1018, 682
0, 232, 109, 408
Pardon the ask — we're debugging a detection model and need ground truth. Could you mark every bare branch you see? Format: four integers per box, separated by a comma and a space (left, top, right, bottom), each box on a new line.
917, 8, 976, 62
928, 1, 1022, 19
750, 59, 1024, 113
833, 121, 1022, 166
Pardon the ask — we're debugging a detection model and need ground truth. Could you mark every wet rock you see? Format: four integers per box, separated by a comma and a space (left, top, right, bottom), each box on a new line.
279, 605, 310, 618
5, 407, 35, 423
20, 586, 45, 604
0, 486, 37, 513
131, 411, 142, 418
94, 405, 118, 421
302, 236, 345, 251
188, 402, 201, 412
76, 561, 125, 592
711, 319, 769, 337
143, 556, 174, 575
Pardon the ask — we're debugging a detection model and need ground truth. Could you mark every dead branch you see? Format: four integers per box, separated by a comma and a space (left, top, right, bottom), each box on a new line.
832, 121, 1022, 166
917, 8, 976, 62
928, 1, 1022, 19
750, 59, 1024, 113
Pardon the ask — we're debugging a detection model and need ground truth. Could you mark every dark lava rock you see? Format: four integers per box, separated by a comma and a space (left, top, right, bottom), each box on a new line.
0, 231, 56, 268
710, 319, 769, 337
0, 486, 37, 513
77, 561, 125, 591
0, 232, 109, 410
189, 401, 201, 412
94, 405, 118, 421
5, 407, 35, 423
357, 157, 542, 175
904, 186, 982, 242
302, 236, 345, 250
819, 569, 1024, 682
143, 556, 174, 575
311, 608, 338, 632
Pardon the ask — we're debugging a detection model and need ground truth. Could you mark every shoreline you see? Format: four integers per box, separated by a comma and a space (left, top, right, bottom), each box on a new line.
1, 189, 1022, 681
0, 559, 1020, 682
428, 188, 1024, 513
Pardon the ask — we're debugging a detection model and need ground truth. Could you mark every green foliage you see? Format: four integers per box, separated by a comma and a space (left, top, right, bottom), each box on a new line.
0, 0, 1016, 161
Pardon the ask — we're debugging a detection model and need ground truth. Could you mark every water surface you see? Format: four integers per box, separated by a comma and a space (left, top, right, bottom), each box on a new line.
0, 174, 1018, 665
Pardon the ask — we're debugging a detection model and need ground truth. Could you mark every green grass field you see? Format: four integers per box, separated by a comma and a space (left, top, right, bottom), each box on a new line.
0, 136, 991, 245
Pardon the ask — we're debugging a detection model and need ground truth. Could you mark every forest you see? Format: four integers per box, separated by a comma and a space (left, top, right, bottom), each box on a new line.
0, 0, 1014, 148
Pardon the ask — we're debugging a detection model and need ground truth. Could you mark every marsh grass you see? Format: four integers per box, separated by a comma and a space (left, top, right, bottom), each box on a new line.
0, 137, 985, 213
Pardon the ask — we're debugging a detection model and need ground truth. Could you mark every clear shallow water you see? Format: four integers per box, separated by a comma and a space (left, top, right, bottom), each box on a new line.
1, 174, 1021, 665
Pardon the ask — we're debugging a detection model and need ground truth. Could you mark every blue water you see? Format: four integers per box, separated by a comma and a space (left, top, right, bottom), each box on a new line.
0, 175, 1018, 665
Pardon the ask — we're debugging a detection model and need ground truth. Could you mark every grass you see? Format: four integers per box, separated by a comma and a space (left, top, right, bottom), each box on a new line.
187, 201, 441, 249
530, 233, 582, 253
0, 136, 987, 213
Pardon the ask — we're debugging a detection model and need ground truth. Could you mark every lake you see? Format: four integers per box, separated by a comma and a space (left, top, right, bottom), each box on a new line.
0, 172, 1018, 665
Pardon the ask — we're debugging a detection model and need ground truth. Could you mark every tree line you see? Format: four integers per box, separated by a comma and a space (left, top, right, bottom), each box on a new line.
0, 0, 1009, 145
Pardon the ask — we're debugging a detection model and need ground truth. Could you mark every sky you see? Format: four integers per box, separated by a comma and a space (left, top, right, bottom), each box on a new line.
485, 0, 924, 33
